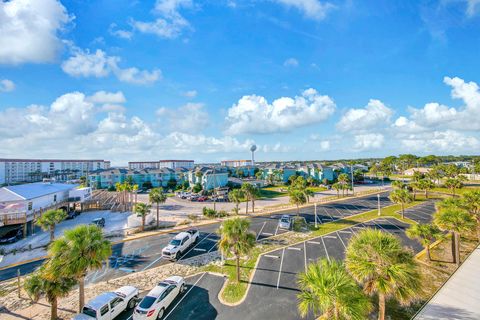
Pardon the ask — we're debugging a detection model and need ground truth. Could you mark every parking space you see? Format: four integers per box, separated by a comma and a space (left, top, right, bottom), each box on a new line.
402, 200, 437, 224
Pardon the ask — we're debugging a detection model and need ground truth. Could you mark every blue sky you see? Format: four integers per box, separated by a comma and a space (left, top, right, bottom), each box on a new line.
1, 0, 480, 165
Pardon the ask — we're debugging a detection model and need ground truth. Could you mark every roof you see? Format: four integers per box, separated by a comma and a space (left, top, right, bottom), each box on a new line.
0, 158, 106, 163
85, 292, 118, 309
0, 182, 78, 201
414, 245, 480, 320
146, 283, 170, 298
173, 232, 190, 240
159, 159, 194, 162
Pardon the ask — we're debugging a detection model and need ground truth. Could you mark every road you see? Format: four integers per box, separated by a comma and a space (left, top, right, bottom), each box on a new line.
0, 192, 392, 283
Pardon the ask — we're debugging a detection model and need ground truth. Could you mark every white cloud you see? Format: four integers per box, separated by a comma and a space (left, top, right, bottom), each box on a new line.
319, 140, 331, 151
283, 58, 299, 67
274, 0, 334, 20
87, 91, 126, 104
183, 90, 198, 98
62, 49, 161, 85
337, 99, 394, 132
354, 133, 384, 151
157, 103, 209, 133
400, 130, 480, 152
0, 79, 15, 92
131, 0, 193, 39
109, 23, 133, 39
0, 0, 71, 65
225, 88, 336, 135
0, 91, 253, 164
393, 76, 480, 132
465, 0, 480, 17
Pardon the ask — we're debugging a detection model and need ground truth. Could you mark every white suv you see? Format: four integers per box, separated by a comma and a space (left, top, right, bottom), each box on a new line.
133, 276, 186, 319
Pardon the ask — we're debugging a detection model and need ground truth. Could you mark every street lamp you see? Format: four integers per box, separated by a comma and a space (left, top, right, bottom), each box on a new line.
377, 193, 381, 216
314, 203, 318, 228
350, 164, 354, 195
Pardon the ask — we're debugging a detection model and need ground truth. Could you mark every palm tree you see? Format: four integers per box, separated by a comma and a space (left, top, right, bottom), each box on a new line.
289, 189, 307, 216
241, 183, 259, 213
36, 209, 67, 242
218, 218, 256, 283
134, 202, 152, 232
24, 265, 76, 320
406, 223, 443, 261
434, 207, 476, 266
332, 183, 341, 198
149, 188, 167, 229
346, 229, 422, 320
297, 258, 371, 319
444, 177, 463, 196
389, 189, 413, 219
461, 190, 480, 239
337, 173, 349, 196
48, 225, 111, 312
417, 179, 434, 199
391, 180, 406, 190
228, 189, 244, 215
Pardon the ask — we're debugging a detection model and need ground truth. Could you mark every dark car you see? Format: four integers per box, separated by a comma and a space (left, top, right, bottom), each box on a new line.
0, 228, 23, 244
91, 217, 105, 228
66, 211, 79, 220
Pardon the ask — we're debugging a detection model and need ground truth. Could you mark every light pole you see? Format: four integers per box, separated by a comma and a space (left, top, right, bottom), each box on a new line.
350, 164, 354, 196
377, 193, 381, 216
314, 202, 318, 228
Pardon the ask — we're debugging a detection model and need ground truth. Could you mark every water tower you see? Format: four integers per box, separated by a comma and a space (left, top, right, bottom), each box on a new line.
250, 144, 257, 166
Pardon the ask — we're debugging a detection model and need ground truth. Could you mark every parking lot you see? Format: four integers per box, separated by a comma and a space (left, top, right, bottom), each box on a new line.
121, 217, 424, 320
402, 200, 437, 224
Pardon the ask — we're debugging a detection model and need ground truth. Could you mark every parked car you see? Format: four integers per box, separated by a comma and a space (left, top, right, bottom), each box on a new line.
133, 276, 185, 320
66, 210, 80, 220
162, 229, 199, 260
189, 195, 200, 201
0, 228, 23, 244
91, 217, 106, 228
73, 286, 139, 320
278, 215, 292, 230
197, 196, 208, 202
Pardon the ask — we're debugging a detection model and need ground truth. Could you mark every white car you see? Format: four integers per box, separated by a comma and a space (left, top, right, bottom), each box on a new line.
133, 276, 186, 320
72, 286, 138, 320
161, 229, 199, 260
278, 215, 292, 230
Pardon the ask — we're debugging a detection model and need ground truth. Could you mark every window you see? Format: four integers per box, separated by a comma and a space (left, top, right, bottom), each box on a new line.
28, 202, 32, 210
100, 305, 109, 316
53, 195, 57, 202
110, 297, 123, 308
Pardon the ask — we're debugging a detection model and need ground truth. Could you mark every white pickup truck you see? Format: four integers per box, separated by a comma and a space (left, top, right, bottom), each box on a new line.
72, 286, 139, 320
162, 229, 199, 260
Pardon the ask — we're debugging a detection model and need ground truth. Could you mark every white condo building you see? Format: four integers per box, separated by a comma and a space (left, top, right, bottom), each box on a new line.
128, 160, 194, 170
0, 159, 111, 185
128, 161, 160, 170
221, 160, 253, 167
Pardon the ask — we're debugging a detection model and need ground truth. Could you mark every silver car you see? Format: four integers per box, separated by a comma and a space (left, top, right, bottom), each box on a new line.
278, 215, 292, 230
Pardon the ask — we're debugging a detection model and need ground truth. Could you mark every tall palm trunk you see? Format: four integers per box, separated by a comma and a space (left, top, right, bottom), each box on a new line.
236, 255, 240, 283
78, 274, 85, 312
141, 216, 145, 232
378, 293, 386, 320
51, 297, 58, 320
252, 199, 255, 213
401, 203, 405, 219
296, 204, 299, 216
245, 201, 249, 215
50, 226, 55, 242
426, 244, 431, 261
156, 203, 160, 229
454, 232, 460, 266
451, 231, 456, 264
425, 190, 428, 199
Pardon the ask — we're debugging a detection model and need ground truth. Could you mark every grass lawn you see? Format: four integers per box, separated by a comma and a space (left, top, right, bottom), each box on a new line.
432, 185, 480, 195
258, 186, 288, 199
308, 186, 328, 192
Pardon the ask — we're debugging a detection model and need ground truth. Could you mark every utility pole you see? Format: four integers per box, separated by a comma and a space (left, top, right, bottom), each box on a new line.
314, 203, 318, 228
377, 194, 381, 216
350, 164, 354, 195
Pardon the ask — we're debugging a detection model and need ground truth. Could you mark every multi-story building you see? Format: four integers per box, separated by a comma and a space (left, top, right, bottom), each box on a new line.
128, 160, 194, 170
0, 159, 111, 185
221, 160, 253, 167
158, 160, 194, 169
188, 167, 229, 190
128, 161, 160, 170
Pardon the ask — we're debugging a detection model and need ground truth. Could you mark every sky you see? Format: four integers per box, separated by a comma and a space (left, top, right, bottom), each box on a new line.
1, 0, 480, 166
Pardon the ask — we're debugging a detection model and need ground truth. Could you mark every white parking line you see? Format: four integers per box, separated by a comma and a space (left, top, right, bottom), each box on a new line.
256, 222, 267, 241
321, 237, 330, 262
287, 247, 302, 251
324, 235, 337, 239
274, 224, 280, 236
261, 232, 274, 236
336, 231, 347, 249
307, 240, 321, 244
265, 254, 280, 259
180, 232, 214, 259
193, 248, 207, 252
276, 248, 285, 289
338, 230, 352, 234
142, 255, 164, 271
322, 207, 335, 220
164, 272, 206, 320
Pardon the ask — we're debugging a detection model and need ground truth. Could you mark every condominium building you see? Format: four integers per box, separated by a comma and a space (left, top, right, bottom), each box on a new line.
128, 160, 195, 170
221, 160, 253, 167
158, 160, 194, 169
0, 159, 111, 185
128, 161, 160, 170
